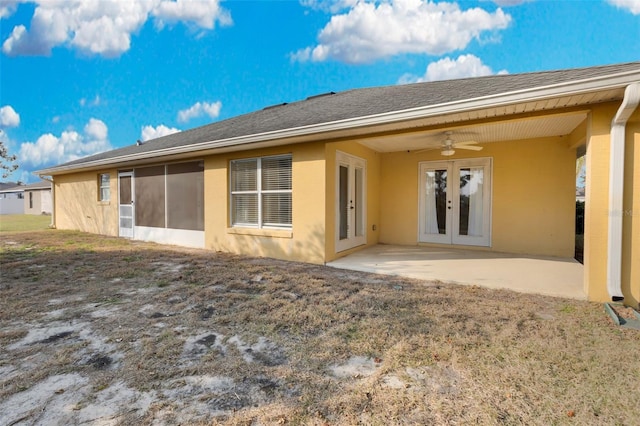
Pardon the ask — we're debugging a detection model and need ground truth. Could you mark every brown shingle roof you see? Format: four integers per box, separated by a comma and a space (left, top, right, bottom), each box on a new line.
43, 61, 640, 172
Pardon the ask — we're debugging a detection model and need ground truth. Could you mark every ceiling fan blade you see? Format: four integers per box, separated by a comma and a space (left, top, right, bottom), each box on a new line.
456, 145, 483, 151
413, 146, 440, 153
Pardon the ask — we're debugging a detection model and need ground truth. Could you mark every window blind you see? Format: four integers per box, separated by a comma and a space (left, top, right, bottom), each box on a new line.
230, 155, 292, 228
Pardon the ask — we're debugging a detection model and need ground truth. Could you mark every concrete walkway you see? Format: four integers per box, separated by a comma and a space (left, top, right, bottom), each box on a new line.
327, 244, 585, 300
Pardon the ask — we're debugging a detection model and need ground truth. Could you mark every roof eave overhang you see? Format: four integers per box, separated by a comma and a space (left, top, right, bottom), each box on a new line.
37, 69, 640, 176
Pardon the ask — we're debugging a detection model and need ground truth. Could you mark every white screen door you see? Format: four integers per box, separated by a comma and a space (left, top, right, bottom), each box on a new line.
419, 158, 491, 246
118, 171, 134, 238
336, 151, 366, 252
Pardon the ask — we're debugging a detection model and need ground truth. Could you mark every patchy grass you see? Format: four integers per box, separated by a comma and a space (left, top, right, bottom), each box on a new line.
0, 214, 51, 232
1, 230, 639, 425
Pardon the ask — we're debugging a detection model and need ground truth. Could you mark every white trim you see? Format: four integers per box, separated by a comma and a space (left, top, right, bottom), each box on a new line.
37, 69, 640, 176
229, 154, 293, 230
417, 161, 451, 244
418, 158, 492, 247
607, 82, 640, 301
118, 171, 134, 238
134, 226, 204, 249
335, 151, 367, 253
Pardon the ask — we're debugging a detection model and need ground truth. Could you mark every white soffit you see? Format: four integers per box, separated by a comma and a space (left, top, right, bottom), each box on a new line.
358, 112, 589, 153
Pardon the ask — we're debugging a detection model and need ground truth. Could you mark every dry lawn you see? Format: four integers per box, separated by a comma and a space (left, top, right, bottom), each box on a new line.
1, 230, 639, 425
0, 214, 51, 232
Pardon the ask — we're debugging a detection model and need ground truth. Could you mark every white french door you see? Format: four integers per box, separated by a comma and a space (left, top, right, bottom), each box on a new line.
118, 171, 134, 238
418, 158, 491, 246
336, 151, 366, 252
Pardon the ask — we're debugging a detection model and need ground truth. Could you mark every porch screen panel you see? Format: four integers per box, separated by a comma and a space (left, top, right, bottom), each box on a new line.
135, 165, 165, 228
167, 162, 204, 231
458, 167, 484, 237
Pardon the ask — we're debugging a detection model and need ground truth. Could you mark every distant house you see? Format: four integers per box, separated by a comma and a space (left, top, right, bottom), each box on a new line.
36, 62, 640, 307
0, 181, 52, 215
23, 180, 52, 215
0, 182, 24, 215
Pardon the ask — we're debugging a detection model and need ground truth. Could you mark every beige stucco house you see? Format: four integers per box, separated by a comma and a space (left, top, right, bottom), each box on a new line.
37, 62, 640, 307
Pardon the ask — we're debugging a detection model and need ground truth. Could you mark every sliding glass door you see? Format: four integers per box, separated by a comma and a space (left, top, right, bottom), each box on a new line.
419, 158, 491, 246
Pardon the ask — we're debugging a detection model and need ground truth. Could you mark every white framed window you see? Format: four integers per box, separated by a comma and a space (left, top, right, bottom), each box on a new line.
230, 155, 292, 229
99, 173, 110, 201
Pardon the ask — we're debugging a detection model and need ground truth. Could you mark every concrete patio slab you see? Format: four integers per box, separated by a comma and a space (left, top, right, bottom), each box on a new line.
327, 244, 585, 300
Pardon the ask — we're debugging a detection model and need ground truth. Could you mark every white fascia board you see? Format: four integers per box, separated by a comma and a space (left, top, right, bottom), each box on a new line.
37, 68, 640, 176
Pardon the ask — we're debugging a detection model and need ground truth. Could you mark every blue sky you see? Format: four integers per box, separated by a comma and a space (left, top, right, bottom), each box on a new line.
0, 0, 639, 183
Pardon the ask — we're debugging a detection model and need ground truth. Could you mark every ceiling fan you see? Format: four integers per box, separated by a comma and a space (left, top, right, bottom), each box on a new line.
439, 131, 482, 156
417, 131, 483, 156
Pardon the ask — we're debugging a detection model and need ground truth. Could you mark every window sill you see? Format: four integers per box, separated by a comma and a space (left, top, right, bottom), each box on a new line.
227, 227, 292, 239
97, 201, 110, 206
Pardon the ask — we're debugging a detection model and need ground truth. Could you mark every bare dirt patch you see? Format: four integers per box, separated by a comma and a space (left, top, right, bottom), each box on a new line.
1, 230, 639, 425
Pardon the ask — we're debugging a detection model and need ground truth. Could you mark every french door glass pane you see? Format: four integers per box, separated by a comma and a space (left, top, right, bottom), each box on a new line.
339, 165, 348, 240
425, 169, 447, 235
458, 167, 484, 237
355, 167, 364, 237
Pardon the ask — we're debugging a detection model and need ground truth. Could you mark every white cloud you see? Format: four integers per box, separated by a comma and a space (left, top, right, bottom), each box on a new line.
79, 95, 101, 107
84, 117, 107, 141
489, 0, 529, 6
152, 0, 232, 29
18, 118, 111, 167
292, 0, 511, 64
0, 0, 23, 19
398, 54, 508, 83
2, 0, 232, 57
0, 105, 20, 128
141, 124, 181, 142
177, 101, 222, 123
300, 0, 359, 13
607, 0, 640, 14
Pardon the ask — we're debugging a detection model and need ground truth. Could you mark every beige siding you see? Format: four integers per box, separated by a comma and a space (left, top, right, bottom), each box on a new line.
379, 136, 576, 258
585, 103, 640, 307
324, 141, 381, 262
204, 142, 327, 264
624, 112, 640, 308
54, 170, 118, 236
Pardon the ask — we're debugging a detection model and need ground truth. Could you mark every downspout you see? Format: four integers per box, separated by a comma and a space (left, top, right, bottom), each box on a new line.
607, 82, 640, 301
38, 175, 55, 229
